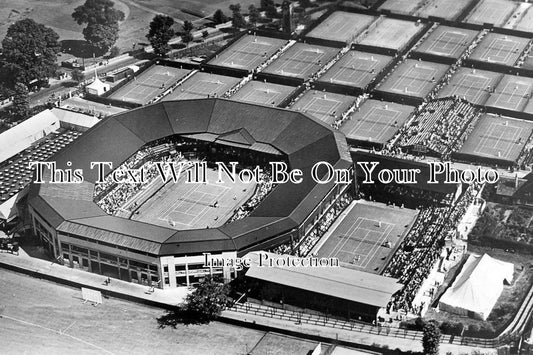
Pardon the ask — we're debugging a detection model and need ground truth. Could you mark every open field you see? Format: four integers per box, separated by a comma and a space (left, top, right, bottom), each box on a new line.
358, 18, 423, 51
340, 99, 413, 145
486, 74, 533, 112
291, 90, 356, 124
418, 0, 474, 21
414, 26, 479, 59
437, 67, 502, 105
109, 65, 190, 104
377, 59, 449, 99
208, 35, 287, 71
131, 163, 255, 229
0, 269, 267, 354
469, 33, 529, 66
262, 43, 339, 80
378, 0, 424, 15
459, 114, 533, 163
162, 72, 240, 101
306, 11, 376, 43
465, 0, 518, 26
250, 333, 330, 355
230, 80, 295, 106
315, 201, 418, 274
318, 51, 393, 89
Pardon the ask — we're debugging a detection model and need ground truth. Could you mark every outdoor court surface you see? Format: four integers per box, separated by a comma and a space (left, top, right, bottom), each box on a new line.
131, 165, 255, 230
161, 72, 240, 101
378, 0, 424, 15
109, 65, 190, 104
314, 201, 418, 274
230, 80, 295, 106
485, 74, 533, 112
208, 34, 286, 71
306, 11, 376, 43
459, 113, 533, 163
514, 4, 533, 32
340, 99, 414, 145
378, 59, 449, 99
465, 0, 518, 26
469, 33, 529, 66
318, 51, 393, 89
262, 43, 339, 80
291, 90, 357, 124
418, 0, 473, 20
358, 18, 423, 51
414, 26, 478, 59
437, 67, 502, 105
523, 53, 533, 70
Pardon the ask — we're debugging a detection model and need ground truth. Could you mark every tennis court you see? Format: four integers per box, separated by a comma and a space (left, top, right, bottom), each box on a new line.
318, 51, 393, 89
161, 72, 240, 101
306, 11, 376, 43
110, 65, 190, 104
208, 35, 286, 71
414, 26, 478, 59
469, 33, 529, 66
378, 0, 424, 15
418, 0, 473, 20
465, 0, 518, 26
378, 59, 449, 99
314, 201, 418, 273
340, 99, 414, 145
291, 90, 357, 124
485, 74, 533, 112
514, 4, 533, 32
359, 18, 423, 51
262, 43, 339, 80
230, 80, 295, 106
131, 165, 255, 229
438, 67, 502, 105
459, 114, 533, 163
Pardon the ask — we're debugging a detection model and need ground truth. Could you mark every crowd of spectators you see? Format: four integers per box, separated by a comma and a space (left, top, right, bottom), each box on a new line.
358, 182, 454, 209
227, 170, 275, 223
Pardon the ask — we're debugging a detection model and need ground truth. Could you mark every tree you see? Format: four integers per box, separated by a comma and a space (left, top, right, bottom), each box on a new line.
181, 21, 194, 47
109, 46, 120, 57
71, 68, 85, 83
11, 83, 30, 121
265, 3, 278, 18
213, 9, 228, 25
422, 320, 441, 355
229, 4, 246, 29
0, 19, 60, 89
248, 5, 260, 28
202, 30, 209, 40
260, 0, 275, 9
146, 15, 175, 57
72, 0, 124, 51
183, 276, 229, 323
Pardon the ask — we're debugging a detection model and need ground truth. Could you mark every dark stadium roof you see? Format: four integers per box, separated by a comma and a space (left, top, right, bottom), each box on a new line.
29, 99, 351, 256
245, 252, 403, 308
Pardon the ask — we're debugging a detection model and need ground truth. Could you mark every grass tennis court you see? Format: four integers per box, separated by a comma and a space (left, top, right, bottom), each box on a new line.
459, 114, 533, 163
465, 0, 518, 26
250, 333, 330, 355
230, 80, 295, 106
314, 201, 418, 274
262, 43, 339, 80
414, 26, 478, 59
291, 90, 357, 124
378, 0, 424, 15
131, 165, 255, 229
514, 4, 533, 32
358, 18, 423, 51
306, 11, 376, 43
378, 59, 449, 99
162, 72, 240, 101
208, 34, 286, 71
485, 74, 533, 112
340, 99, 414, 145
110, 65, 190, 104
469, 33, 528, 66
418, 0, 474, 20
318, 51, 393, 89
438, 67, 502, 105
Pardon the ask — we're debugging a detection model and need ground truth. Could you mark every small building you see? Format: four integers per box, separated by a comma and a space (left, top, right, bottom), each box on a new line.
86, 72, 110, 96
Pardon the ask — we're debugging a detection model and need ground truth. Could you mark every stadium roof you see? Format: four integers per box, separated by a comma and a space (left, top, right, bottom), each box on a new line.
29, 99, 351, 256
245, 252, 403, 308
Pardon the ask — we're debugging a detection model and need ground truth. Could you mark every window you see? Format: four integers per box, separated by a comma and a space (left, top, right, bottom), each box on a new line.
163, 265, 169, 273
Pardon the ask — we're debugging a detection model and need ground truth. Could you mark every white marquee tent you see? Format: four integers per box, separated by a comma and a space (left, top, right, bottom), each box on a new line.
439, 253, 514, 320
